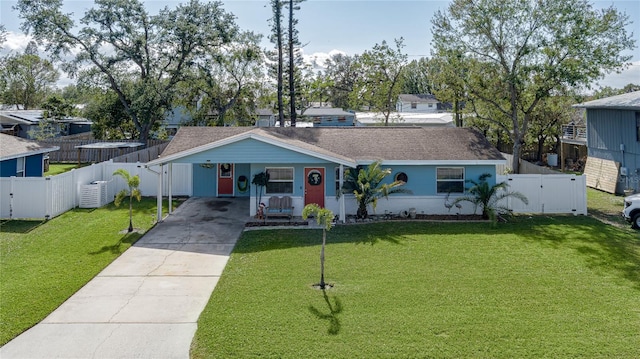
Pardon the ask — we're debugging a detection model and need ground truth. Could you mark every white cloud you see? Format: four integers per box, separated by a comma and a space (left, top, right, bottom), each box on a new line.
1, 31, 32, 53
595, 61, 640, 89
301, 49, 347, 70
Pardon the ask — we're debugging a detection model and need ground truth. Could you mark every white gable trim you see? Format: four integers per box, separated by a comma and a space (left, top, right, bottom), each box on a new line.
147, 130, 357, 167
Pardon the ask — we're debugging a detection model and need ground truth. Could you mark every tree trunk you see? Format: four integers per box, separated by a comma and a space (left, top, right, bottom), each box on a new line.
512, 140, 522, 174
288, 0, 297, 127
319, 228, 326, 289
128, 196, 133, 232
275, 2, 285, 127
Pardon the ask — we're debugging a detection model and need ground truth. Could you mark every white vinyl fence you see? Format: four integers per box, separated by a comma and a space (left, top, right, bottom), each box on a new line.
0, 161, 192, 220
496, 174, 587, 215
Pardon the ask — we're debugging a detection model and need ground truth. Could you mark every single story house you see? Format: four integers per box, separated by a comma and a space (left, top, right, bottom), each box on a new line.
0, 110, 92, 139
396, 94, 441, 113
146, 126, 505, 221
301, 107, 356, 127
0, 133, 59, 177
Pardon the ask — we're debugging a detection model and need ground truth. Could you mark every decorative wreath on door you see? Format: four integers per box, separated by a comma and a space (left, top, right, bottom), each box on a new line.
307, 170, 322, 186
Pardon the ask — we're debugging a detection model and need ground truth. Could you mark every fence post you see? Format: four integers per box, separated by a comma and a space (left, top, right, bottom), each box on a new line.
45, 177, 52, 219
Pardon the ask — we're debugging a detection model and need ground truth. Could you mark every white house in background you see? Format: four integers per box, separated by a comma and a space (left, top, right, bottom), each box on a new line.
396, 94, 441, 113
355, 112, 455, 127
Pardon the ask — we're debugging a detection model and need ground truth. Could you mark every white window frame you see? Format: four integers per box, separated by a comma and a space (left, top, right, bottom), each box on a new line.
265, 167, 294, 194
436, 167, 465, 194
16, 157, 25, 177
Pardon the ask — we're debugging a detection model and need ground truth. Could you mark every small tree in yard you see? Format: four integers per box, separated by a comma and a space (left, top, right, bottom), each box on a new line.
302, 204, 334, 290
113, 169, 141, 233
340, 161, 410, 219
452, 173, 528, 223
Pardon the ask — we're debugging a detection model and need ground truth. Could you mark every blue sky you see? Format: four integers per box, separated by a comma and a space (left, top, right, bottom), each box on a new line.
2, 0, 639, 89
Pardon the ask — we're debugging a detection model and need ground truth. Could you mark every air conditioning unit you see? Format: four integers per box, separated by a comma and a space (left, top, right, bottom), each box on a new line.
79, 181, 109, 208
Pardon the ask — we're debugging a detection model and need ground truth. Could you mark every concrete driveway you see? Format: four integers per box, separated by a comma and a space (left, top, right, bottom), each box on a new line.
0, 197, 249, 359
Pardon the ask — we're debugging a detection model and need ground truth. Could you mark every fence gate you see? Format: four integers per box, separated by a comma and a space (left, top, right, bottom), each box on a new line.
497, 174, 587, 215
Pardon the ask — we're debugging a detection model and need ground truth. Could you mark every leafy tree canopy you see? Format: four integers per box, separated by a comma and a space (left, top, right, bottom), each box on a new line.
431, 0, 635, 173
15, 0, 238, 142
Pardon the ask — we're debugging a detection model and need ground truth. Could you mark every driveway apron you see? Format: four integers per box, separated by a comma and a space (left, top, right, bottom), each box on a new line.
0, 197, 248, 359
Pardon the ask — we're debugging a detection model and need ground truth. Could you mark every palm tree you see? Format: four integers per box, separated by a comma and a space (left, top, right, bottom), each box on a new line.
302, 204, 334, 290
113, 169, 142, 232
340, 161, 410, 219
452, 173, 528, 222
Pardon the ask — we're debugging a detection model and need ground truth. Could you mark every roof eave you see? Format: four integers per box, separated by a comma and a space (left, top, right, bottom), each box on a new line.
0, 146, 59, 162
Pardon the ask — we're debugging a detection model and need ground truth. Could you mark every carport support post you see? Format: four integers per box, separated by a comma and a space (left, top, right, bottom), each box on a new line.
157, 163, 163, 223
168, 163, 173, 214
339, 164, 345, 223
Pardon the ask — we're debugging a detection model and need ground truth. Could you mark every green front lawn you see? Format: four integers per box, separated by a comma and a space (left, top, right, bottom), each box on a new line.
0, 198, 178, 345
192, 216, 639, 358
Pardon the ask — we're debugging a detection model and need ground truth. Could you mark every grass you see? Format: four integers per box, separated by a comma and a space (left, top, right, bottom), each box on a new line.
0, 197, 179, 346
192, 205, 639, 357
587, 187, 628, 228
44, 163, 84, 176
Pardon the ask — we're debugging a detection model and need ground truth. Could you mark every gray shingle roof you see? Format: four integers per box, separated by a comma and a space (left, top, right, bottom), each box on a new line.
573, 91, 640, 110
398, 94, 438, 103
158, 126, 504, 164
0, 133, 59, 161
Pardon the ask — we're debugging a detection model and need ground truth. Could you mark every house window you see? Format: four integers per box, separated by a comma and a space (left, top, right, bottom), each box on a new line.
636, 112, 640, 141
428, 103, 433, 108
16, 157, 25, 177
265, 167, 294, 194
411, 102, 417, 109
335, 167, 346, 192
436, 167, 464, 194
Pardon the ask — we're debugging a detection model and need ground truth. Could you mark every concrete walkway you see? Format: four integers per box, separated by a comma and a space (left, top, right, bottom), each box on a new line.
0, 197, 249, 359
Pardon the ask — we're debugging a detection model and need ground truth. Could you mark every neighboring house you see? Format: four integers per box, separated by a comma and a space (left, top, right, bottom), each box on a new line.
146, 127, 505, 220
255, 109, 276, 127
355, 112, 455, 127
301, 107, 356, 127
163, 106, 193, 137
573, 91, 640, 193
396, 94, 441, 113
0, 110, 92, 139
0, 133, 59, 177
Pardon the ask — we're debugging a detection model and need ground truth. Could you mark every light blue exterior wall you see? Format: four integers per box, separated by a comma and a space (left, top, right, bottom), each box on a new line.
192, 164, 217, 196
185, 138, 499, 198
368, 164, 496, 196
235, 163, 251, 197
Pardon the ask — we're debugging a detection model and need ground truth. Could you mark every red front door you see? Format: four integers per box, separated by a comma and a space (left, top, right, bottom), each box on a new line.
218, 163, 234, 196
304, 167, 325, 207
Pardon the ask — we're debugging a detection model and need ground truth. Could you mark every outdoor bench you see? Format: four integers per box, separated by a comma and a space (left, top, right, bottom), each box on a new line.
265, 196, 294, 222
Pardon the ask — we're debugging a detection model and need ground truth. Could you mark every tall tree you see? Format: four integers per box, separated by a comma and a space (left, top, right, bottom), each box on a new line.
83, 89, 136, 139
16, 0, 237, 142
181, 31, 264, 126
323, 53, 359, 109
286, 0, 304, 126
269, 0, 285, 126
351, 39, 407, 125
401, 58, 433, 95
0, 42, 59, 110
431, 0, 635, 173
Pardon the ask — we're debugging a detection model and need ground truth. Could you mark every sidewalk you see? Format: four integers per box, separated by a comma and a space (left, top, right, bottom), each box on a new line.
0, 197, 249, 359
